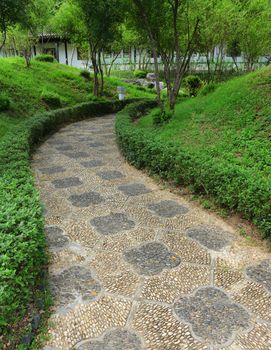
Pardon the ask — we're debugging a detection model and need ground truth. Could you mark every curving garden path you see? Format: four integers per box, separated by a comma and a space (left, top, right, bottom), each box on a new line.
32, 114, 271, 350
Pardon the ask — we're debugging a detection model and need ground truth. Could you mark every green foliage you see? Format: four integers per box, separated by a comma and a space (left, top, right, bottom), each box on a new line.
35, 54, 55, 62
116, 75, 271, 238
0, 92, 10, 111
88, 94, 107, 102
0, 57, 152, 141
80, 69, 91, 80
0, 98, 137, 340
153, 108, 174, 125
184, 75, 203, 96
41, 90, 62, 109
198, 82, 217, 96
134, 70, 147, 79
0, 0, 30, 41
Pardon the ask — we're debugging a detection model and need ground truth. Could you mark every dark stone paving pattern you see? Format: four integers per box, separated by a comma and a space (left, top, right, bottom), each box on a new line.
118, 183, 151, 196
50, 266, 101, 308
46, 226, 69, 249
76, 328, 143, 350
124, 241, 181, 276
69, 191, 105, 207
56, 145, 73, 151
90, 213, 135, 235
147, 200, 189, 218
88, 142, 105, 148
34, 116, 271, 350
174, 286, 251, 346
97, 170, 124, 180
246, 260, 271, 292
186, 225, 232, 251
78, 136, 93, 142
64, 151, 90, 159
52, 177, 83, 188
81, 160, 105, 168
48, 139, 66, 145
39, 166, 66, 175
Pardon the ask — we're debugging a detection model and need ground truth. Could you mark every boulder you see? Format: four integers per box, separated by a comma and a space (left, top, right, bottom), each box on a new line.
146, 73, 156, 81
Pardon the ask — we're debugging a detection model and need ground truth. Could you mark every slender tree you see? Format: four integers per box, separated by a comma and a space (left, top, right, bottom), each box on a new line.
76, 0, 125, 96
236, 0, 271, 70
130, 0, 200, 111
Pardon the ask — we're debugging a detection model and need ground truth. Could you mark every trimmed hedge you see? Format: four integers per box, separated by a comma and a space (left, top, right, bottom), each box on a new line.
116, 101, 271, 238
34, 54, 55, 62
0, 98, 137, 334
0, 92, 10, 111
41, 90, 62, 109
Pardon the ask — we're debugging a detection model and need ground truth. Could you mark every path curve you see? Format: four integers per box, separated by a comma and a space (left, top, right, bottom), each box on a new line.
32, 115, 271, 350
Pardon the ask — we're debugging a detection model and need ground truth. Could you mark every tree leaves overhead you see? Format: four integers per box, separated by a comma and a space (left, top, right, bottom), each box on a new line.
0, 0, 31, 48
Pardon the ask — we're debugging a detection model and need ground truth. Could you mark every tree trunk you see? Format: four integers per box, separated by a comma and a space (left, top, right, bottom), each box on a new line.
0, 30, 7, 52
232, 56, 239, 71
152, 48, 163, 112
102, 52, 109, 77
98, 51, 104, 95
71, 47, 75, 66
24, 49, 32, 68
91, 52, 99, 96
206, 53, 211, 82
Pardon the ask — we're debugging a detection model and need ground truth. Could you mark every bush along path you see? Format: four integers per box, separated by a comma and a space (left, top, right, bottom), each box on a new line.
32, 113, 271, 350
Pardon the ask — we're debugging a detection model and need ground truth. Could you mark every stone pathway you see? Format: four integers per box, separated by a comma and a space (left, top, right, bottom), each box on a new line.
32, 115, 271, 350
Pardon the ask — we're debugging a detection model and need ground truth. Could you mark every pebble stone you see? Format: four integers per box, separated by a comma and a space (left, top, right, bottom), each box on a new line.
68, 191, 105, 207
118, 183, 152, 196
174, 286, 251, 346
50, 266, 101, 308
52, 177, 83, 188
124, 241, 181, 276
32, 116, 270, 350
246, 260, 271, 292
97, 170, 125, 180
64, 151, 90, 159
186, 225, 232, 251
76, 328, 143, 350
45, 225, 69, 249
147, 200, 189, 218
81, 160, 105, 168
90, 213, 135, 235
39, 166, 66, 175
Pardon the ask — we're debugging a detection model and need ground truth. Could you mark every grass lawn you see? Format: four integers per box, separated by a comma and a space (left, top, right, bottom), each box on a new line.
137, 67, 271, 177
0, 57, 154, 140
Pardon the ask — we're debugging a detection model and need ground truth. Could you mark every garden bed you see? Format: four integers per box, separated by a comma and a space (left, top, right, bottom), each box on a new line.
116, 101, 271, 239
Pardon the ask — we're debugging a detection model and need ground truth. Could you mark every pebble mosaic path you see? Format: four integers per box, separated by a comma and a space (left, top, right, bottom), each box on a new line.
32, 115, 271, 350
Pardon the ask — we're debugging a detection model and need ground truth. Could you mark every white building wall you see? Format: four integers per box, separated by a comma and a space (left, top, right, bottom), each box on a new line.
1, 40, 269, 71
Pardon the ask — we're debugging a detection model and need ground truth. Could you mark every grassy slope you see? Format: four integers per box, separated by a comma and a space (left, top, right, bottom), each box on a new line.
138, 68, 271, 177
0, 57, 153, 139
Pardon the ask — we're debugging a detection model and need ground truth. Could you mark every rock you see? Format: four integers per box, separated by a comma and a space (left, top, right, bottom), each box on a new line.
20, 332, 33, 347
31, 314, 41, 331
147, 73, 156, 81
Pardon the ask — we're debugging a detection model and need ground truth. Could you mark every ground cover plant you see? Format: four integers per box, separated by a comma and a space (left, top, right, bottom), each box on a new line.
116, 68, 271, 238
0, 52, 151, 350
0, 57, 154, 141
0, 98, 138, 348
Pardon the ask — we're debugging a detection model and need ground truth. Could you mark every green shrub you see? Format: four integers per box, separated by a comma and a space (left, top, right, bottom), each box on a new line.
153, 108, 174, 125
41, 90, 62, 109
80, 69, 91, 80
116, 101, 271, 238
0, 92, 10, 111
134, 70, 147, 79
88, 94, 107, 102
199, 82, 217, 96
184, 75, 202, 96
34, 54, 55, 62
0, 98, 138, 339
